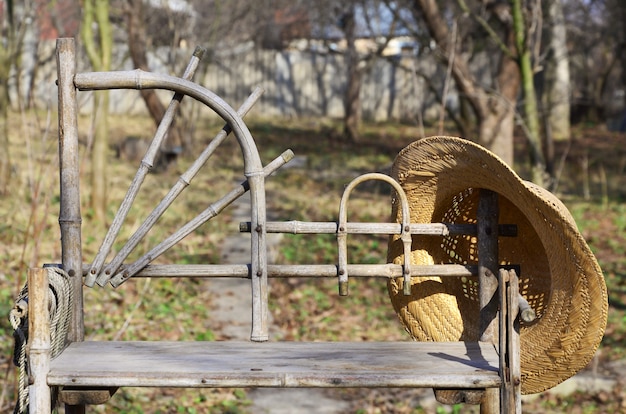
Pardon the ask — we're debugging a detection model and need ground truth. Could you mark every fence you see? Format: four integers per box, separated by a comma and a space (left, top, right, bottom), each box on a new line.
25, 41, 447, 123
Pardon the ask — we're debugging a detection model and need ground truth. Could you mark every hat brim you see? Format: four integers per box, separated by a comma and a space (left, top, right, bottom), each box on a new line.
387, 136, 608, 394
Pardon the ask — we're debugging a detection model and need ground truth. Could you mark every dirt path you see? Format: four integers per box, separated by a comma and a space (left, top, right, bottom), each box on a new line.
212, 190, 350, 413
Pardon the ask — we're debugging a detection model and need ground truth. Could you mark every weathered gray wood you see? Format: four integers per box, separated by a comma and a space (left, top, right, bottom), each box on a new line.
337, 173, 413, 296
28, 268, 51, 414
107, 150, 293, 288
96, 87, 265, 287
478, 190, 500, 344
48, 341, 501, 389
477, 190, 500, 414
87, 48, 206, 287
73, 70, 265, 178
56, 38, 83, 343
58, 388, 117, 406
84, 263, 478, 279
240, 221, 517, 237
501, 269, 522, 413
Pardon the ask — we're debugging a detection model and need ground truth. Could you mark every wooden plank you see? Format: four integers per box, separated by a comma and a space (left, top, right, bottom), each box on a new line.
48, 341, 500, 389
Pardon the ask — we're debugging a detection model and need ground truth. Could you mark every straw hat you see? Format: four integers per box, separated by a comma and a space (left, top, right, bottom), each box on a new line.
387, 136, 608, 394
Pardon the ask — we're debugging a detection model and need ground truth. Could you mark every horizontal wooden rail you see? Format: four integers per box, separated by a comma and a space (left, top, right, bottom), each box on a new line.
239, 221, 518, 236
81, 263, 524, 279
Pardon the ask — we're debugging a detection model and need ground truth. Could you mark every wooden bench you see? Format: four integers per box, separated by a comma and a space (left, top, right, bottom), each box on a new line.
26, 38, 524, 414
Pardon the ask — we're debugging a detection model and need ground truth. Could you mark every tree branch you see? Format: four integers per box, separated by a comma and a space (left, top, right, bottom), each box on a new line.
455, 0, 515, 59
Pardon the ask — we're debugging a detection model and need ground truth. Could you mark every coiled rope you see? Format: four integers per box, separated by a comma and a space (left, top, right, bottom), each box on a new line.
10, 267, 73, 414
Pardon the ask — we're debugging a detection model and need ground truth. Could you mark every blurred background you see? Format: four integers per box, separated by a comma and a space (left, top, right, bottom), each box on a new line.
0, 0, 625, 412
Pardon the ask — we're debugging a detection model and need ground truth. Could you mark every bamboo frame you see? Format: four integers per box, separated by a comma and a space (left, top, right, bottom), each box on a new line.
62, 40, 270, 339
87, 47, 206, 287
97, 87, 265, 287
29, 37, 526, 414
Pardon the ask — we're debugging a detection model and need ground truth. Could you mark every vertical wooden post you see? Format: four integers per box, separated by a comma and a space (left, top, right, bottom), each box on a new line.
500, 269, 522, 413
57, 38, 87, 414
477, 189, 500, 414
249, 172, 269, 342
28, 268, 51, 414
478, 189, 499, 342
57, 38, 83, 343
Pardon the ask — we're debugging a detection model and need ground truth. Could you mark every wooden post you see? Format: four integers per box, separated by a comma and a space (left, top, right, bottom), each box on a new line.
28, 268, 51, 414
57, 38, 87, 414
499, 269, 522, 413
478, 189, 499, 343
477, 189, 500, 414
56, 38, 83, 343
249, 172, 269, 341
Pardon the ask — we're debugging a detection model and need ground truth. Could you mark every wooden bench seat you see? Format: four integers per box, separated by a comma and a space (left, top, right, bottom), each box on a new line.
48, 341, 500, 389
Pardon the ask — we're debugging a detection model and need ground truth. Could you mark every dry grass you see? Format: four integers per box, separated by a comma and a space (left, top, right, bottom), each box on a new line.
1, 109, 626, 413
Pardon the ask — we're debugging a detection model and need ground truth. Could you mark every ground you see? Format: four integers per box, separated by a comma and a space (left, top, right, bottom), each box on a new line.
0, 113, 625, 413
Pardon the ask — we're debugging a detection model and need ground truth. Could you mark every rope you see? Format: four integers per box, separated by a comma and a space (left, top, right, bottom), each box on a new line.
9, 267, 73, 414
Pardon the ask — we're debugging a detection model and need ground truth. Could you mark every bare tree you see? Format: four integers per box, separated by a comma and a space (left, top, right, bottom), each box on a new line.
81, 0, 113, 223
565, 0, 621, 124
308, 0, 402, 143
396, 0, 520, 166
0, 0, 12, 195
543, 0, 571, 142
512, 0, 546, 185
341, 3, 362, 142
125, 0, 185, 166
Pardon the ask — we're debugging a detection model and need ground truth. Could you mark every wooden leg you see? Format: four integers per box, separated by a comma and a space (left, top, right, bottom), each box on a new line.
480, 388, 500, 414
28, 268, 51, 414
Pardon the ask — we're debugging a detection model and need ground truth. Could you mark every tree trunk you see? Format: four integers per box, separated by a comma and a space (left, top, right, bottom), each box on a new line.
91, 91, 109, 222
342, 5, 361, 143
0, 5, 13, 196
512, 0, 546, 185
411, 0, 520, 166
0, 81, 9, 196
619, 0, 626, 109
81, 0, 113, 223
126, 0, 183, 153
544, 0, 571, 142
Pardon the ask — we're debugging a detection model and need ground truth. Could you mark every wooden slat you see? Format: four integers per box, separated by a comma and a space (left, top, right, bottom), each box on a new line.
239, 221, 518, 237
48, 341, 500, 389
82, 263, 477, 279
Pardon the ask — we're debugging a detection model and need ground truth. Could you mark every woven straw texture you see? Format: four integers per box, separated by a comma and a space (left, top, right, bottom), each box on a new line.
387, 136, 608, 394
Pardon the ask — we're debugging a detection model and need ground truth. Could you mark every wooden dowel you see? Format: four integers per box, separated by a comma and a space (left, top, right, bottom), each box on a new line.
95, 87, 265, 287
87, 48, 205, 287
108, 150, 294, 287
89, 263, 477, 279
239, 221, 517, 236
